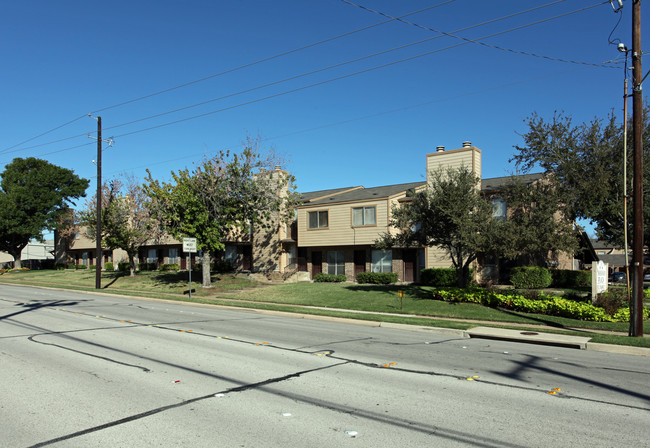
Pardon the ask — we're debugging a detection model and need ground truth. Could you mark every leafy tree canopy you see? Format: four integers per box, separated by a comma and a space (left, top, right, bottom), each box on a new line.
512, 108, 650, 246
0, 157, 88, 267
376, 165, 497, 287
143, 139, 296, 287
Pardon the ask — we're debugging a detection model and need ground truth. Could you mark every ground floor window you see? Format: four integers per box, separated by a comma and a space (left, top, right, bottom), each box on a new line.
327, 250, 345, 275
371, 249, 392, 273
225, 246, 237, 264
287, 245, 297, 268
168, 248, 178, 264
147, 249, 157, 263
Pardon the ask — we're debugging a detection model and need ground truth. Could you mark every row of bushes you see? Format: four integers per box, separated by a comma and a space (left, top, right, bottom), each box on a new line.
510, 267, 592, 289
433, 287, 649, 322
313, 272, 400, 284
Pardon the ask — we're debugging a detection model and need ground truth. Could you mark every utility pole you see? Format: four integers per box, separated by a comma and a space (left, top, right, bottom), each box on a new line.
631, 0, 644, 337
95, 116, 102, 290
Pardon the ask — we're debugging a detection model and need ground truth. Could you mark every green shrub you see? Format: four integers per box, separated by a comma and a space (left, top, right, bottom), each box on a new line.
104, 262, 114, 271
433, 287, 650, 322
550, 269, 591, 288
314, 273, 346, 282
510, 266, 552, 289
75, 264, 87, 270
55, 263, 66, 270
160, 263, 179, 271
356, 272, 399, 284
89, 265, 97, 270
139, 262, 157, 271
118, 262, 131, 272
594, 290, 630, 316
212, 260, 234, 273
420, 268, 457, 286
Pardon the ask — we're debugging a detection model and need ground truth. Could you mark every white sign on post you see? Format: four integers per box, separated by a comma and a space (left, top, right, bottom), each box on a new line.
592, 260, 608, 303
183, 237, 197, 253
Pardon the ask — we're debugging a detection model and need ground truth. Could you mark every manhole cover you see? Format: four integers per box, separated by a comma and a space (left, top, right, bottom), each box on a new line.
520, 332, 539, 336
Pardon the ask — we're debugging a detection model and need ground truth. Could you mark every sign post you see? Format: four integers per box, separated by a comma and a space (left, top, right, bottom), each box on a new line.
591, 261, 608, 304
183, 238, 197, 298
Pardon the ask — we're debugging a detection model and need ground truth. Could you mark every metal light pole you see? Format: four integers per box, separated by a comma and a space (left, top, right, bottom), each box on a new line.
630, 0, 644, 337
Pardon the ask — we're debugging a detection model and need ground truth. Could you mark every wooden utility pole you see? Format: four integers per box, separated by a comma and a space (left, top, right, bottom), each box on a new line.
95, 116, 102, 290
630, 0, 643, 336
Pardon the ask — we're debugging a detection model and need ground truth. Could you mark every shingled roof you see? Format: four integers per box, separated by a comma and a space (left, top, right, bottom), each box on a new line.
481, 173, 544, 191
301, 181, 426, 206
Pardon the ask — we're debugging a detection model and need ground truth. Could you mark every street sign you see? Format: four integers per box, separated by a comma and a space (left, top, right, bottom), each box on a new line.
183, 237, 197, 253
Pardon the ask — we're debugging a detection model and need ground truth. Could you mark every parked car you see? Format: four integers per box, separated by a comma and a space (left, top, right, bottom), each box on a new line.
609, 272, 626, 283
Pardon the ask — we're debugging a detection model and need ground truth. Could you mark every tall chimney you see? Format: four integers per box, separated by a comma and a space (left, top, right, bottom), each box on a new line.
462, 141, 472, 148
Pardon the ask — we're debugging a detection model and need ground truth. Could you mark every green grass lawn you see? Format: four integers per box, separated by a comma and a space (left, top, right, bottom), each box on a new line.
0, 269, 258, 297
2, 270, 648, 348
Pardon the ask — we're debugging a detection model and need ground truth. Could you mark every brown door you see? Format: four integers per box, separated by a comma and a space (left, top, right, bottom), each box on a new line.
403, 249, 417, 282
242, 246, 252, 271
298, 247, 307, 271
311, 251, 322, 279
354, 250, 366, 277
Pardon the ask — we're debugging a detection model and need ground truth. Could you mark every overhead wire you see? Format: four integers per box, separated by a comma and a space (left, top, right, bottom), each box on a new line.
101, 0, 581, 133
0, 1, 456, 155
106, 2, 620, 140
339, 0, 615, 68
2, 1, 611, 160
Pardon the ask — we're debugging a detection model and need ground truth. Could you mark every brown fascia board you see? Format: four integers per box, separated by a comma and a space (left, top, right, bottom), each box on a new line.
299, 186, 363, 204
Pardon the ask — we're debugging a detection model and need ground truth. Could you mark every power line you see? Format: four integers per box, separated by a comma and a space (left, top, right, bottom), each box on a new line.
104, 68, 583, 178
101, 0, 591, 132
340, 0, 614, 69
3, 1, 610, 159
0, 1, 453, 155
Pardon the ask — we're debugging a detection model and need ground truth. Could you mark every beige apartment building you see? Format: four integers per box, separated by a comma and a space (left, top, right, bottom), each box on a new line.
55, 143, 577, 282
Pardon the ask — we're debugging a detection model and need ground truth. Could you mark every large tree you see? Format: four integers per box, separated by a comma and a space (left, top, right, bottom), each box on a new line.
0, 158, 88, 268
494, 177, 579, 267
512, 109, 650, 246
143, 141, 296, 288
376, 165, 497, 287
78, 177, 160, 276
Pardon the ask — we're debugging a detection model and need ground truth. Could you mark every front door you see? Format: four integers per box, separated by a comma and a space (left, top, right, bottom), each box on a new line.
354, 250, 366, 277
297, 248, 308, 271
242, 246, 252, 271
403, 249, 417, 282
311, 251, 322, 279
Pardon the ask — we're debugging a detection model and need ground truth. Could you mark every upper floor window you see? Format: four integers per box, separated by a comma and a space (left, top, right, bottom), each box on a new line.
308, 210, 328, 229
492, 198, 506, 221
352, 206, 376, 226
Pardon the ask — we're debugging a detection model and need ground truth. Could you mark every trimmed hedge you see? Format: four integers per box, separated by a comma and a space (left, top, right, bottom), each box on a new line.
118, 262, 131, 272
420, 268, 474, 286
314, 273, 346, 282
104, 262, 114, 271
160, 263, 179, 271
139, 262, 157, 271
356, 272, 399, 284
433, 287, 650, 322
75, 264, 87, 270
56, 263, 66, 270
550, 269, 591, 288
510, 266, 552, 289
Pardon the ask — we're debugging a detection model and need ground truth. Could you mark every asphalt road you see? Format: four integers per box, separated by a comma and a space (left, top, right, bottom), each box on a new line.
1, 284, 649, 447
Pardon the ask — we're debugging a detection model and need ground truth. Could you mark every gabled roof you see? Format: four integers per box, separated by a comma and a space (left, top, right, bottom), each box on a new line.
298, 186, 362, 203
301, 181, 426, 206
481, 173, 544, 191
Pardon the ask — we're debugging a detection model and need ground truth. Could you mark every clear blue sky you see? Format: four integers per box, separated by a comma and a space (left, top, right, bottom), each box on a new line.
0, 1, 643, 210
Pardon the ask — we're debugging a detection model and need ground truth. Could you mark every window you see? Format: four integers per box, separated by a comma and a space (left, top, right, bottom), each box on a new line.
147, 248, 157, 263
225, 246, 237, 263
327, 250, 345, 275
371, 249, 392, 273
308, 210, 328, 229
352, 206, 376, 226
492, 198, 506, 221
168, 248, 178, 264
287, 245, 297, 268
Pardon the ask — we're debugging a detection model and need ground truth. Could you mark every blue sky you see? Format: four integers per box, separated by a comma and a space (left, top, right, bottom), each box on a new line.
0, 0, 643, 213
